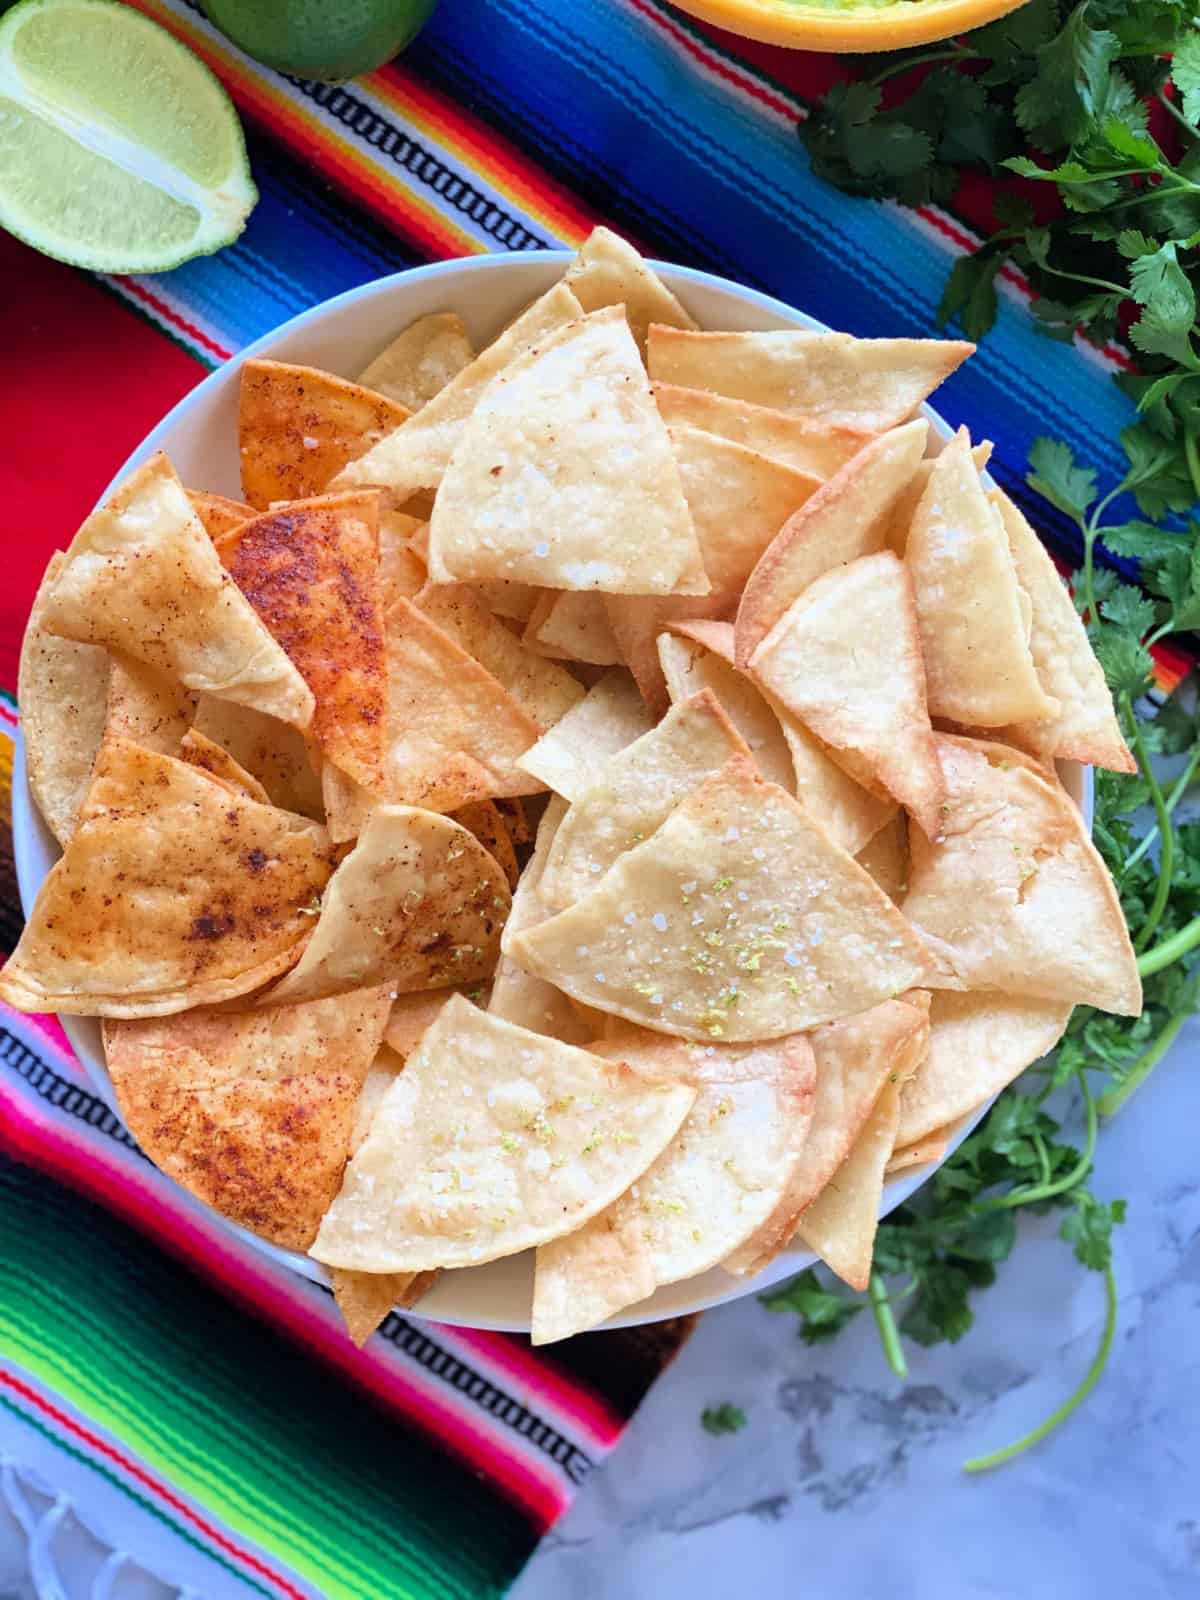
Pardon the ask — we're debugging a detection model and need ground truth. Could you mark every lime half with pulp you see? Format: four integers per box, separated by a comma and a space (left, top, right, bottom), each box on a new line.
0, 0, 256, 272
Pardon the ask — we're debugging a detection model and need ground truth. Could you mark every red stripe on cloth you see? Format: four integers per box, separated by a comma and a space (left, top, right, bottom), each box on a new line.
118, 279, 233, 362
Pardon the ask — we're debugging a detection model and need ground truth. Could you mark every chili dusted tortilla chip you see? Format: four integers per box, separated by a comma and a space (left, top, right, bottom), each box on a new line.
178, 729, 269, 803
238, 360, 411, 509
516, 670, 654, 800
187, 488, 254, 540
266, 805, 510, 1006
513, 758, 934, 1041
310, 996, 697, 1273
794, 1076, 901, 1293
652, 384, 873, 478
563, 225, 697, 351
191, 696, 324, 820
524, 591, 623, 666
429, 307, 707, 596
904, 735, 1141, 1015
41, 455, 314, 731
105, 656, 198, 754
0, 739, 335, 1018
646, 326, 973, 431
357, 311, 476, 412
19, 552, 110, 848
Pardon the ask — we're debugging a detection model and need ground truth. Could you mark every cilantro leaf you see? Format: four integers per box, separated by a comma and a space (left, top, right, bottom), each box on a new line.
1014, 8, 1121, 148
1098, 581, 1158, 636
1027, 437, 1098, 523
759, 1267, 863, 1342
1128, 241, 1198, 365
701, 1403, 747, 1436
1100, 521, 1184, 562
1171, 29, 1200, 125
1060, 1192, 1127, 1271
1092, 627, 1154, 696
938, 248, 1002, 340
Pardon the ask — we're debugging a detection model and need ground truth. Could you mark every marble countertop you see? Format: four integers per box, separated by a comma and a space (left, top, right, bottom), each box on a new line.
515, 1019, 1200, 1600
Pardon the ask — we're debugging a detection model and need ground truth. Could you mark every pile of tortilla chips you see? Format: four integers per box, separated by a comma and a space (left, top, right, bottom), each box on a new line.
8, 227, 1141, 1346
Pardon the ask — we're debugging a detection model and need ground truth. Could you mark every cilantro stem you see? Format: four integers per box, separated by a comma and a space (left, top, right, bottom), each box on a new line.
1121, 695, 1174, 953
868, 1272, 908, 1378
1137, 915, 1200, 976
1096, 1010, 1188, 1117
1184, 432, 1200, 502
868, 44, 977, 86
963, 1264, 1117, 1473
1122, 742, 1200, 876
1158, 90, 1200, 140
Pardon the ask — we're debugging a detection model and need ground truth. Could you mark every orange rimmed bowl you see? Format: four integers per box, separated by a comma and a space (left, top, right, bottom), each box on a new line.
670, 0, 1030, 51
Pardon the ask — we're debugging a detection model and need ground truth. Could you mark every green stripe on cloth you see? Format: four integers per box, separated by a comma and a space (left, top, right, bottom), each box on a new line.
0, 1162, 536, 1600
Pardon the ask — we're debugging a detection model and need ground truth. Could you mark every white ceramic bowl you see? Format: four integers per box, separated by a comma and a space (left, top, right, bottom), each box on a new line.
12, 252, 1088, 1332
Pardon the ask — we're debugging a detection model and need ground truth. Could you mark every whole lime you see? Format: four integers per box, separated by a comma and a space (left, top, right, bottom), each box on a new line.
201, 0, 438, 81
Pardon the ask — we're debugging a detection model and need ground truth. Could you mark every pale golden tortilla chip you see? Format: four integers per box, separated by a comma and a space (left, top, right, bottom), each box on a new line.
331, 1267, 437, 1346
453, 799, 520, 888
532, 1031, 816, 1341
881, 441, 991, 555
187, 488, 254, 540
794, 1077, 901, 1293
657, 627, 794, 792
646, 326, 972, 430
42, 455, 314, 732
724, 997, 924, 1276
0, 739, 334, 1018
216, 492, 389, 793
428, 307, 707, 596
563, 225, 697, 351
896, 990, 1074, 1149
886, 1127, 951, 1177
734, 420, 929, 666
856, 812, 909, 902
988, 492, 1134, 773
357, 311, 475, 411
384, 991, 476, 1060
105, 656, 198, 754
238, 360, 411, 509
103, 987, 390, 1250
351, 1042, 407, 1153
524, 591, 623, 666
178, 729, 269, 803
266, 805, 510, 1007
192, 695, 324, 820
333, 282, 583, 499
310, 996, 697, 1273
415, 583, 584, 730
904, 735, 1141, 1015
516, 670, 653, 800
907, 432, 1058, 727
539, 690, 751, 911
749, 551, 944, 837
19, 552, 109, 848
513, 758, 934, 1041
652, 384, 873, 478
377, 508, 428, 606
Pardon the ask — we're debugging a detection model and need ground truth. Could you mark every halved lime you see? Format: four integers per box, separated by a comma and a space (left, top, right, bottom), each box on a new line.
0, 0, 256, 273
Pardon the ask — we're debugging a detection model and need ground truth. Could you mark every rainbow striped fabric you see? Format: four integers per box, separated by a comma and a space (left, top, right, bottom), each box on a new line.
0, 0, 1190, 1593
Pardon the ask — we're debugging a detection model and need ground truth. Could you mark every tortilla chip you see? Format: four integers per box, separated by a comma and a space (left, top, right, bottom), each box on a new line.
42, 454, 314, 731
657, 628, 794, 792
904, 735, 1141, 1015
734, 420, 929, 666
646, 326, 973, 431
351, 1041, 406, 1152
378, 508, 428, 605
652, 384, 874, 478
749, 551, 943, 836
563, 225, 697, 351
0, 739, 334, 1017
310, 996, 697, 1272
356, 311, 475, 411
524, 591, 623, 666
856, 812, 909, 902
539, 690, 751, 911
988, 492, 1134, 773
103, 986, 390, 1250
105, 655, 198, 754
19, 552, 109, 848
472, 578, 540, 627
794, 1077, 901, 1292
414, 583, 584, 730
428, 307, 707, 596
178, 729, 269, 803
453, 799, 520, 888
384, 991, 474, 1060
907, 432, 1058, 727
238, 360, 411, 509
513, 758, 934, 1041
886, 1128, 951, 1177
333, 282, 583, 499
187, 488, 254, 540
191, 696, 324, 820
881, 441, 991, 555
266, 805, 510, 1006
331, 1267, 437, 1345
897, 990, 1074, 1149
516, 670, 653, 800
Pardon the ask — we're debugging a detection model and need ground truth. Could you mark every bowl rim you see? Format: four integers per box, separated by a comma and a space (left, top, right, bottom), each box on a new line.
663, 0, 1031, 53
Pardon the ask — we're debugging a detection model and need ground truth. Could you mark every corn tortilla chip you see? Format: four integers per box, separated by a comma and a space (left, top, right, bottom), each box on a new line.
652, 383, 873, 478
105, 655, 198, 754
516, 670, 653, 800
453, 799, 520, 888
178, 728, 269, 803
524, 591, 623, 666
331, 1267, 437, 1346
856, 812, 909, 902
881, 441, 991, 556
563, 225, 697, 351
192, 695, 324, 820
794, 1077, 901, 1292
187, 488, 254, 540
357, 311, 475, 412
657, 628, 794, 792
377, 507, 427, 606
886, 1128, 951, 1177
384, 991, 475, 1060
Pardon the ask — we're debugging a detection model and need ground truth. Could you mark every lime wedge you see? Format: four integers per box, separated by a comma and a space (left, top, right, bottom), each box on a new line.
0, 0, 256, 272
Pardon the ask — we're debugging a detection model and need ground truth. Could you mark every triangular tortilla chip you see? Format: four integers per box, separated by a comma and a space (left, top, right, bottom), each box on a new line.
513, 758, 933, 1041
384, 990, 477, 1059
856, 812, 909, 902
657, 627, 794, 792
524, 591, 623, 666
19, 552, 109, 848
724, 997, 924, 1275
187, 488, 254, 540
539, 690, 751, 911
41, 455, 314, 732
215, 491, 389, 792
646, 326, 973, 430
453, 800, 520, 888
310, 996, 697, 1272
103, 986, 390, 1250
351, 1041, 407, 1149
191, 695, 324, 820
516, 670, 653, 800
266, 805, 510, 1006
0, 739, 334, 1017
105, 655, 198, 754
652, 384, 874, 478
334, 282, 583, 499
178, 728, 269, 803
238, 360, 411, 509
563, 225, 697, 351
357, 311, 475, 411
794, 1077, 901, 1292
378, 508, 427, 606
606, 425, 820, 709
428, 307, 707, 596
907, 432, 1059, 727
734, 420, 929, 665
904, 735, 1141, 1014
331, 1267, 437, 1346
988, 492, 1134, 773
881, 441, 991, 555
414, 583, 584, 730
749, 551, 944, 836
532, 1031, 816, 1341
